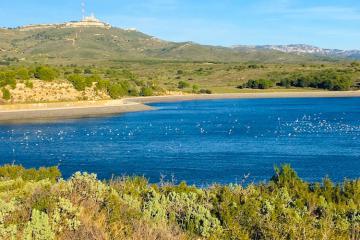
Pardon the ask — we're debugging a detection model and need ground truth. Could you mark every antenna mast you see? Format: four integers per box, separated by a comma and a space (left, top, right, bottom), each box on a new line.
81, 0, 86, 20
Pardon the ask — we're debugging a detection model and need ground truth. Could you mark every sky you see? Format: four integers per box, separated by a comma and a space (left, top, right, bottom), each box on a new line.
0, 0, 359, 50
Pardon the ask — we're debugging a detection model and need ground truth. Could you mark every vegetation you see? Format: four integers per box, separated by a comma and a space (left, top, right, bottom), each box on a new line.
243, 69, 355, 91
243, 79, 275, 89
178, 81, 190, 89
0, 27, 325, 64
1, 88, 11, 100
0, 164, 358, 239
0, 61, 359, 103
34, 66, 59, 81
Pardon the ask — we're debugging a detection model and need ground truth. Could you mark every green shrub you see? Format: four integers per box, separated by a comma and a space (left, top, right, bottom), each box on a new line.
96, 79, 110, 91
0, 199, 17, 240
67, 74, 95, 91
192, 84, 199, 93
24, 209, 55, 240
178, 81, 190, 89
25, 80, 34, 89
16, 68, 30, 80
276, 69, 354, 91
1, 88, 11, 100
34, 66, 58, 81
108, 84, 128, 99
199, 89, 212, 94
0, 164, 359, 240
0, 71, 16, 88
0, 165, 60, 182
140, 87, 153, 96
245, 79, 274, 89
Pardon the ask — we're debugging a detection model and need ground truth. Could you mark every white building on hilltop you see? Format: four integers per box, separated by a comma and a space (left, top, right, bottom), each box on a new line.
65, 14, 111, 29
19, 14, 111, 31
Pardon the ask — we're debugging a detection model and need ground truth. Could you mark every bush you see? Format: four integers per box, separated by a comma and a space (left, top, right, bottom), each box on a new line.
199, 89, 212, 94
1, 88, 11, 100
140, 87, 153, 96
84, 68, 92, 74
25, 80, 34, 89
67, 74, 96, 91
178, 81, 190, 89
276, 70, 354, 91
245, 79, 274, 89
0, 165, 60, 182
67, 74, 86, 91
96, 79, 110, 91
24, 209, 55, 240
0, 164, 359, 239
16, 68, 30, 80
0, 71, 16, 88
108, 84, 128, 99
192, 84, 199, 93
34, 66, 58, 81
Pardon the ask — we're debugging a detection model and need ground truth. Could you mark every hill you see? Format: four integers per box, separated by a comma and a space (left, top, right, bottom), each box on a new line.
248, 44, 360, 60
0, 21, 326, 64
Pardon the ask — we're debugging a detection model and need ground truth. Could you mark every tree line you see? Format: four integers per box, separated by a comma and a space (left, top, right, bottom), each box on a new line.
242, 69, 355, 91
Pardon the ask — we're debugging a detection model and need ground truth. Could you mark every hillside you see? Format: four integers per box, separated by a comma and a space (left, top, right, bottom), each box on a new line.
249, 44, 360, 60
0, 24, 323, 64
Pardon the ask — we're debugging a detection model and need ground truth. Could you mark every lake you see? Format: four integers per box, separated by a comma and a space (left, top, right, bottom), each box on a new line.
0, 97, 359, 185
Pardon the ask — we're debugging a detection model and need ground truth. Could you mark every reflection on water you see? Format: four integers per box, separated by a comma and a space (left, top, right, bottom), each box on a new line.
0, 97, 359, 185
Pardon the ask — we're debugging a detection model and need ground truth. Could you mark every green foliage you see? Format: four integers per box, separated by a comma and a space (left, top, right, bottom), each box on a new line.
34, 66, 58, 81
199, 89, 212, 94
0, 161, 359, 239
25, 80, 34, 89
140, 87, 153, 96
24, 209, 55, 240
0, 165, 60, 182
192, 84, 199, 93
0, 71, 16, 88
16, 68, 30, 80
66, 172, 109, 203
2, 88, 11, 100
67, 74, 89, 91
95, 79, 110, 91
0, 199, 17, 240
178, 80, 190, 89
276, 69, 354, 91
51, 198, 81, 233
108, 83, 128, 99
244, 79, 275, 89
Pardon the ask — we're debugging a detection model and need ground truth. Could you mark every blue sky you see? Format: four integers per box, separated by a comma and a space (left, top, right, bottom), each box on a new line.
1, 0, 359, 49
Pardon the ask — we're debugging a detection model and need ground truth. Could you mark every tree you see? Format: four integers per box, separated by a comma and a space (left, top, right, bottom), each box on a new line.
96, 79, 110, 91
192, 84, 199, 93
1, 88, 11, 100
67, 74, 86, 91
108, 84, 128, 99
16, 68, 30, 80
140, 87, 153, 96
34, 66, 58, 81
178, 81, 190, 89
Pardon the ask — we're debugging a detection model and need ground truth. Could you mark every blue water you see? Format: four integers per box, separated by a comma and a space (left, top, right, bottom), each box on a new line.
0, 98, 359, 185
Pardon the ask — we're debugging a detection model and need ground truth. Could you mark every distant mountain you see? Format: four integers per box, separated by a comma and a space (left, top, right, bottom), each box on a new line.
0, 18, 357, 64
236, 44, 360, 60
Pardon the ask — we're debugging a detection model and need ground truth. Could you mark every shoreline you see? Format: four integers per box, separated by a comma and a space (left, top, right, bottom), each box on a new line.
126, 90, 360, 104
1, 91, 359, 123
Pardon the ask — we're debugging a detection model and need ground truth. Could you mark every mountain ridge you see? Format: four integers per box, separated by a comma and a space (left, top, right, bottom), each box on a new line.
0, 19, 359, 64
245, 44, 360, 60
